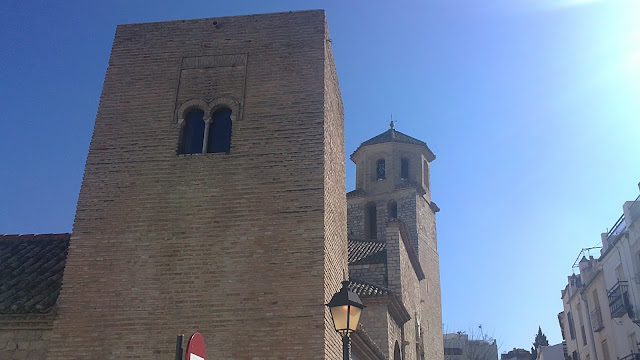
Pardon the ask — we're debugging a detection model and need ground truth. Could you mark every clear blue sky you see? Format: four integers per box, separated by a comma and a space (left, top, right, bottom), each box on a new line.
1, 0, 639, 354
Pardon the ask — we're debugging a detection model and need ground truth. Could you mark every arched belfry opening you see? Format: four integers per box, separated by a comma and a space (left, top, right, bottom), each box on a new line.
388, 200, 398, 219
364, 202, 377, 240
376, 158, 385, 180
401, 158, 409, 180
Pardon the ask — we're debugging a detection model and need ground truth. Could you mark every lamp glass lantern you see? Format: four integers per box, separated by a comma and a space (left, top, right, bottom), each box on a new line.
327, 281, 366, 335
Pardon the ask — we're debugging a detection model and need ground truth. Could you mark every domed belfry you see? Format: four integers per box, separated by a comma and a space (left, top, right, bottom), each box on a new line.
347, 122, 443, 360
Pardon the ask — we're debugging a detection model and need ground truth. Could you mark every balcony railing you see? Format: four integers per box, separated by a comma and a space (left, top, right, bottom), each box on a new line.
618, 353, 640, 360
590, 306, 604, 332
607, 281, 631, 318
607, 215, 626, 238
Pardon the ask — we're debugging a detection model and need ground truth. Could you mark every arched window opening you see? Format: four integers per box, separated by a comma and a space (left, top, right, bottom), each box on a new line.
182, 109, 205, 154
376, 159, 385, 180
394, 341, 401, 360
401, 158, 409, 180
207, 107, 232, 153
364, 202, 377, 240
423, 160, 430, 188
388, 200, 398, 219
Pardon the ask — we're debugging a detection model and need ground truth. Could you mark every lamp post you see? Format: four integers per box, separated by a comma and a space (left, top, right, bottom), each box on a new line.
327, 280, 366, 360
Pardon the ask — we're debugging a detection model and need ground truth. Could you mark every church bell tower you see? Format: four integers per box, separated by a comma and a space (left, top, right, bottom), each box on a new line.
347, 122, 443, 360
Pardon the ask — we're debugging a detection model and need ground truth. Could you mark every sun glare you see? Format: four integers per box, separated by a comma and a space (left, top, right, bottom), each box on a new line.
555, 0, 602, 8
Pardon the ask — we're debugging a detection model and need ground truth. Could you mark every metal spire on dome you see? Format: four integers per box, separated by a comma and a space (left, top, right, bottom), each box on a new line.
390, 115, 397, 139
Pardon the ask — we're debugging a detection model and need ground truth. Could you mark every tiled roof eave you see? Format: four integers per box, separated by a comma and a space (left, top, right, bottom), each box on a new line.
0, 312, 57, 330
0, 233, 70, 315
348, 240, 386, 265
348, 278, 391, 298
351, 129, 435, 162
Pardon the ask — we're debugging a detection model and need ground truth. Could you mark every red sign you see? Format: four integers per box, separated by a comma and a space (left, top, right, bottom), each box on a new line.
186, 333, 206, 360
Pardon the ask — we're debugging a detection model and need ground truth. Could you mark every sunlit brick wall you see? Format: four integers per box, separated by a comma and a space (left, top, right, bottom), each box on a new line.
48, 10, 346, 359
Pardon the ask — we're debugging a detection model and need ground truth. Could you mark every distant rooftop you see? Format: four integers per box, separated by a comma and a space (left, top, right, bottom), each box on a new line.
605, 193, 640, 239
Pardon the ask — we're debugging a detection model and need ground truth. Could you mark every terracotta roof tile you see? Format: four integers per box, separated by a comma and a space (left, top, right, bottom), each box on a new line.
348, 240, 386, 265
348, 278, 391, 297
0, 233, 70, 314
353, 128, 425, 149
351, 128, 435, 162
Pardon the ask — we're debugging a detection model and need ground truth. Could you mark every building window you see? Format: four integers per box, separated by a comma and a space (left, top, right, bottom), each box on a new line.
581, 325, 587, 346
388, 200, 398, 219
207, 107, 232, 153
572, 351, 580, 360
181, 109, 205, 154
365, 202, 377, 240
445, 348, 463, 355
376, 159, 385, 180
567, 311, 576, 340
401, 158, 409, 180
629, 333, 638, 354
444, 348, 462, 355
615, 264, 625, 281
601, 340, 610, 360
394, 341, 401, 360
180, 107, 233, 154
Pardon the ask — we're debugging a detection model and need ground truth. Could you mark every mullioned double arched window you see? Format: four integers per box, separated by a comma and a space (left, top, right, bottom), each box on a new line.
177, 98, 239, 155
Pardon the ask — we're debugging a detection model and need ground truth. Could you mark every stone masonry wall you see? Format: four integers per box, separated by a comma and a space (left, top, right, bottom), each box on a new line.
322, 16, 348, 360
417, 193, 444, 360
357, 302, 391, 359
388, 315, 402, 359
349, 263, 387, 286
347, 200, 366, 240
48, 10, 344, 359
0, 328, 49, 360
347, 187, 416, 245
386, 223, 420, 360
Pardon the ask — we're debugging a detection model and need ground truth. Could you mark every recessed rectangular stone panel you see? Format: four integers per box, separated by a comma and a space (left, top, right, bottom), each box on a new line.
181, 54, 247, 69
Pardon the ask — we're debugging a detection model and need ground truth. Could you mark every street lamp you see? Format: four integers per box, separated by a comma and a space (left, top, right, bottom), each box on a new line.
327, 280, 366, 360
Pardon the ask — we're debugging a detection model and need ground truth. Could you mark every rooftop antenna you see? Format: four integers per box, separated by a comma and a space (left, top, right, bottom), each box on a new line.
571, 246, 602, 269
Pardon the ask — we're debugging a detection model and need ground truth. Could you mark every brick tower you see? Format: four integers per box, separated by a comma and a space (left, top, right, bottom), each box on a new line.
347, 122, 444, 360
47, 11, 347, 359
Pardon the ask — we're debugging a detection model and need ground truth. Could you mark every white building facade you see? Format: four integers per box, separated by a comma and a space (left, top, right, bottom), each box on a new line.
559, 186, 640, 360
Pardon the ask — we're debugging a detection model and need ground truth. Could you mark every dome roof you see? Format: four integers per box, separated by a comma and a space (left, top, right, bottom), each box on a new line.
351, 124, 435, 161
